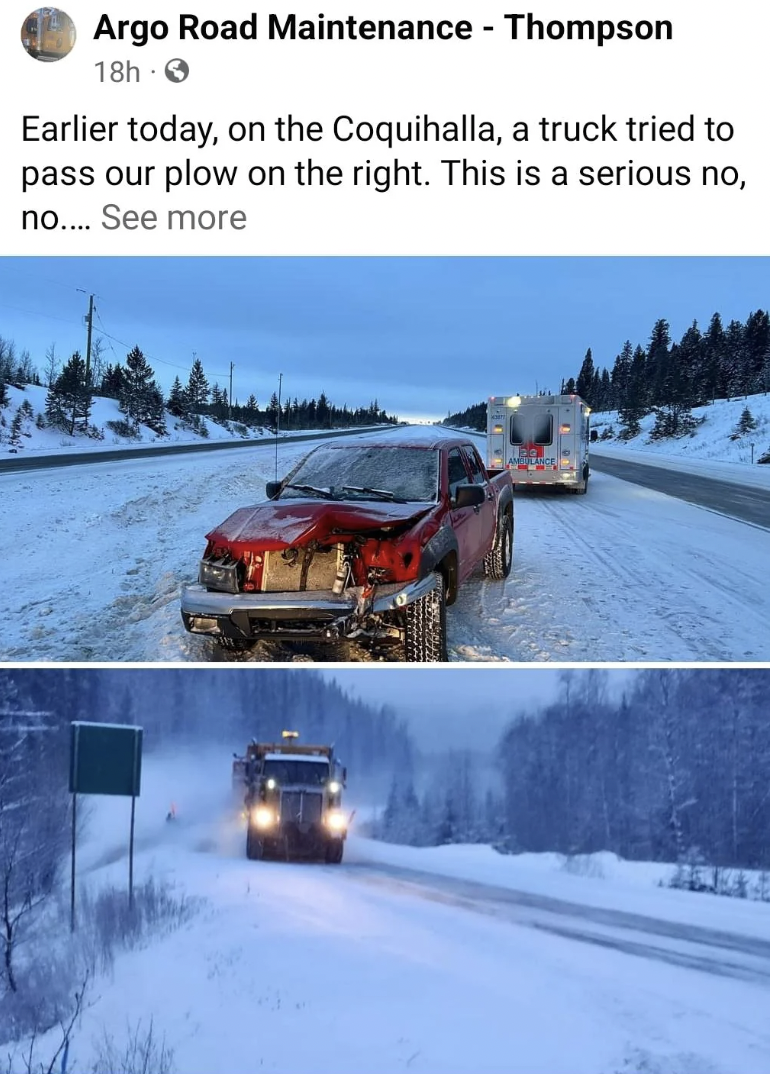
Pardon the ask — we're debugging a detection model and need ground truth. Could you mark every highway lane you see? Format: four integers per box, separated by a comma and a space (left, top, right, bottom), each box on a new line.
0, 424, 399, 475
348, 862, 770, 985
590, 453, 770, 530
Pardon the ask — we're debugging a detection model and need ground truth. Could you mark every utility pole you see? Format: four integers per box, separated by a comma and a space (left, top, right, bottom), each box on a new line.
229, 362, 234, 421
77, 290, 95, 385
274, 372, 283, 481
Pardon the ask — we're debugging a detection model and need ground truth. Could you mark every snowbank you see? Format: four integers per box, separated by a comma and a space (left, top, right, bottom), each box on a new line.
591, 394, 770, 488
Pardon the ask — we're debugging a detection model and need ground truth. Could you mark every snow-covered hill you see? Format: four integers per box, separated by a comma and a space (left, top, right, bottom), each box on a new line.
0, 384, 388, 457
591, 393, 770, 468
0, 383, 272, 454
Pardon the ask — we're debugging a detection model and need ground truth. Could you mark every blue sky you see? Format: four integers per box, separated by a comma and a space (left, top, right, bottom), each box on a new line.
0, 257, 767, 420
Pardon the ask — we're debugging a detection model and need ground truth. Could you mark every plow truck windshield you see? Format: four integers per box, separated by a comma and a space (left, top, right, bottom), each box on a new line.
262, 756, 330, 785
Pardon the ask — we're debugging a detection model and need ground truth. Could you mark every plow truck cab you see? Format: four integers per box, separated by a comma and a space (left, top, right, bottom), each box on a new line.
238, 732, 348, 864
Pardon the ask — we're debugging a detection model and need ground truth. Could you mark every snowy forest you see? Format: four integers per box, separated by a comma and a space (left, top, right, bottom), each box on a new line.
0, 336, 397, 446
443, 307, 770, 439
375, 669, 770, 877
0, 668, 412, 779
4, 667, 769, 874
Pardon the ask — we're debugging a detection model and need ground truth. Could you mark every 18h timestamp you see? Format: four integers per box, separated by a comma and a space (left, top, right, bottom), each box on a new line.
95, 60, 140, 82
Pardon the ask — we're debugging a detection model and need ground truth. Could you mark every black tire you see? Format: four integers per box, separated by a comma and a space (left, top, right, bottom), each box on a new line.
404, 573, 447, 662
325, 839, 344, 864
217, 636, 254, 654
483, 511, 514, 580
246, 828, 263, 861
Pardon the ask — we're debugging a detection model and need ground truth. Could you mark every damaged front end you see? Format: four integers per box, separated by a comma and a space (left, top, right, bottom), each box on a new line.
181, 504, 438, 646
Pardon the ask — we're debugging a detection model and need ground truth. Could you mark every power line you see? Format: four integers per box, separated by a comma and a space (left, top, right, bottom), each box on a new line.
92, 306, 230, 378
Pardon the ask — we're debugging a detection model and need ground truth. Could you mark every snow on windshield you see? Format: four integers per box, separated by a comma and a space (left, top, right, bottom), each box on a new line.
283, 446, 439, 502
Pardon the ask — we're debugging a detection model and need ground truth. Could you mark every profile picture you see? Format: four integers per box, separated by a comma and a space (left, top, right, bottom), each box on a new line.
21, 8, 76, 61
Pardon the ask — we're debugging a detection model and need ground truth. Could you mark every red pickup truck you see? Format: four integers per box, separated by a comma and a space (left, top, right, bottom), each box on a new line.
180, 437, 514, 661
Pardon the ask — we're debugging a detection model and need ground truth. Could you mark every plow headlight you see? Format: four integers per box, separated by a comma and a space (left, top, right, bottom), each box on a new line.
266, 779, 277, 790
253, 806, 276, 830
328, 781, 341, 794
325, 810, 347, 832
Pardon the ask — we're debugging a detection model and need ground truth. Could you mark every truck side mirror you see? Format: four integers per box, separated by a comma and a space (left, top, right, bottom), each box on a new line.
342, 767, 347, 785
265, 481, 282, 500
454, 484, 485, 509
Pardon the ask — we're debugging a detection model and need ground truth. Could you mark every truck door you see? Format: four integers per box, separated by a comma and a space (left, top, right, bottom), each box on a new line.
463, 444, 497, 560
446, 447, 478, 582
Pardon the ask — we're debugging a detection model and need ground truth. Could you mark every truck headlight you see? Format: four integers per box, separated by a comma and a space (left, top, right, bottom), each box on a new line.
325, 810, 346, 832
253, 806, 276, 830
198, 557, 240, 593
328, 781, 341, 794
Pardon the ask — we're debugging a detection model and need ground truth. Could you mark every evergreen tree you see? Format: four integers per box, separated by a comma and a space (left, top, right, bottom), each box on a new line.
610, 341, 633, 408
8, 410, 23, 449
702, 313, 725, 403
575, 349, 595, 402
100, 363, 126, 399
723, 320, 748, 397
120, 346, 157, 426
736, 407, 757, 435
646, 318, 672, 406
186, 357, 209, 411
45, 351, 92, 436
167, 376, 189, 418
316, 391, 330, 427
744, 310, 770, 392
145, 380, 168, 435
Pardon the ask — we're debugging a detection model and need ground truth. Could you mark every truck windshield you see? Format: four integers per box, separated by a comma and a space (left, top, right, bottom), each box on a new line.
281, 446, 439, 503
263, 760, 330, 785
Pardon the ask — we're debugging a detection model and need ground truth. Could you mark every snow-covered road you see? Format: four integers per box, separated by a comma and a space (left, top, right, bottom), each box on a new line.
54, 765, 770, 1074
1, 425, 767, 661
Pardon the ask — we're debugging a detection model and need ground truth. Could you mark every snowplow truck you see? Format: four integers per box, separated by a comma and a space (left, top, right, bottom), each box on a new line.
486, 394, 591, 493
235, 734, 348, 863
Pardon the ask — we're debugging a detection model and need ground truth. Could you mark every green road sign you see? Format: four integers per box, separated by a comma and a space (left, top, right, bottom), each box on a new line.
69, 722, 142, 797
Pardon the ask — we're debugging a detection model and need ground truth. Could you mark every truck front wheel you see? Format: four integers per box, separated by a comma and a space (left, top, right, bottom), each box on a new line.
404, 573, 447, 662
484, 512, 513, 580
325, 839, 344, 864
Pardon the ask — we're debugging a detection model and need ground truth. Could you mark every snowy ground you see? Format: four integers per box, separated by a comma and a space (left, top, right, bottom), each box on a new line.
1, 425, 769, 662
20, 750, 770, 1074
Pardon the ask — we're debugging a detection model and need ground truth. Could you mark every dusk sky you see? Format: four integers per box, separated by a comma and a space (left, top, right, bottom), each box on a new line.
1, 257, 768, 420
322, 668, 635, 750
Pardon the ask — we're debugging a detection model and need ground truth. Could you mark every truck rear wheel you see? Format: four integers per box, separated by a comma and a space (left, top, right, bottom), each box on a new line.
325, 839, 344, 864
484, 512, 513, 580
246, 828, 263, 861
405, 573, 447, 662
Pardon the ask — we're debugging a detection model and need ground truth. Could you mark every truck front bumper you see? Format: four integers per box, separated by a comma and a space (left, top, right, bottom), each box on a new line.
180, 574, 437, 643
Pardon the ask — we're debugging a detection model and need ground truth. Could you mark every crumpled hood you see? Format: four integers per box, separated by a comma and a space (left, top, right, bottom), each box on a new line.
207, 498, 435, 551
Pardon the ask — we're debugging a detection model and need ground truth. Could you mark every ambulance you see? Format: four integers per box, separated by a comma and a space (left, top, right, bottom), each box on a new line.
487, 394, 591, 494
